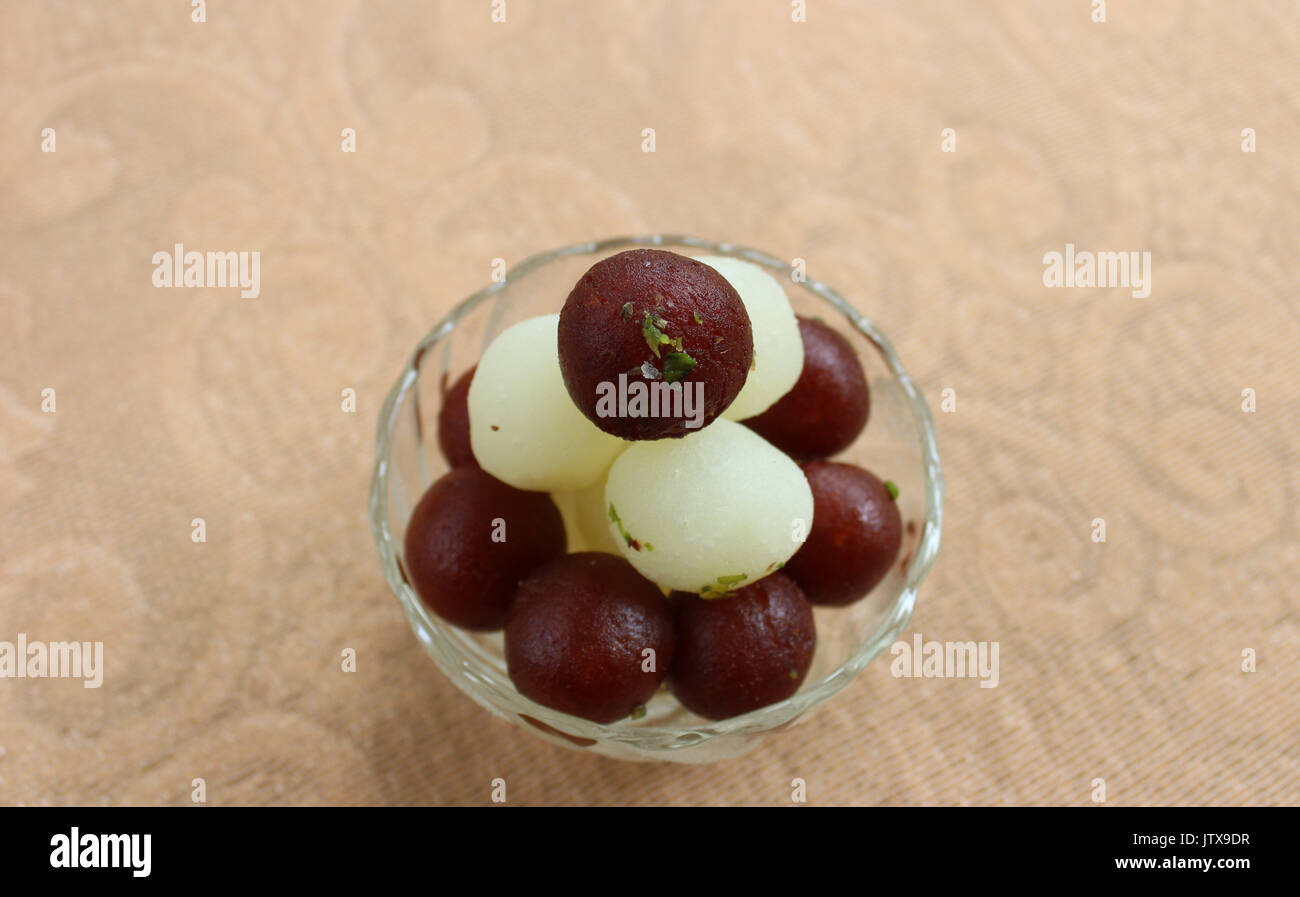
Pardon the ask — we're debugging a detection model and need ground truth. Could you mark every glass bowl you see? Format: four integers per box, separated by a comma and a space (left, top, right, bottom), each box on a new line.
369, 235, 943, 763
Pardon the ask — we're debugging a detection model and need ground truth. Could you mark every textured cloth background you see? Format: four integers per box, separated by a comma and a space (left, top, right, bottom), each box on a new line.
1, 0, 1296, 805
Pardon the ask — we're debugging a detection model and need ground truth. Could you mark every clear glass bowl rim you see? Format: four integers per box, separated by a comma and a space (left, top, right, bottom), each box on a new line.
368, 234, 945, 749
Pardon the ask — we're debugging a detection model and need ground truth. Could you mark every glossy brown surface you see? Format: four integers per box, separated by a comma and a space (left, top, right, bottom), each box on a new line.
437, 365, 478, 469
668, 573, 816, 721
558, 249, 753, 439
404, 468, 565, 631
784, 461, 901, 606
505, 552, 674, 723
743, 316, 869, 460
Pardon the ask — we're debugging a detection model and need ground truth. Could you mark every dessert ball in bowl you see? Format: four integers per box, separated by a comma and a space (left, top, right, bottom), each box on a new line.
369, 235, 943, 763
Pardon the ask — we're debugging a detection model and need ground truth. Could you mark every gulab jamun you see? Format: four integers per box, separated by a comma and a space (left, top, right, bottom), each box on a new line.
558, 249, 753, 440
783, 461, 901, 606
669, 573, 816, 721
505, 552, 674, 723
437, 365, 477, 469
743, 316, 869, 460
404, 467, 566, 631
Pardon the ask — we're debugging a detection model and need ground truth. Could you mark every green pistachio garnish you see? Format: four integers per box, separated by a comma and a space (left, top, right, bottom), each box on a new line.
620, 302, 634, 320
642, 312, 667, 358
884, 480, 900, 500
607, 502, 644, 551
662, 351, 697, 382
700, 572, 748, 598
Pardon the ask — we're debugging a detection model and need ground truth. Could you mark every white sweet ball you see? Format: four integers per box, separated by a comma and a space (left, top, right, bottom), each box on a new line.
469, 314, 625, 491
547, 489, 586, 551
572, 472, 624, 555
694, 255, 803, 421
604, 418, 813, 593
552, 445, 627, 555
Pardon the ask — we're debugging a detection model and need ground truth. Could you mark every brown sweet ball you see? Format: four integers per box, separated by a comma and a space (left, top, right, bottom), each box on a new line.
505, 552, 674, 723
557, 249, 753, 440
743, 316, 869, 461
783, 461, 901, 606
437, 365, 477, 469
404, 467, 565, 631
668, 573, 816, 721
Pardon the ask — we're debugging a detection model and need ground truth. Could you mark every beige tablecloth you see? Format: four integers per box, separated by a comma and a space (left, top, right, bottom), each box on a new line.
1, 0, 1296, 805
